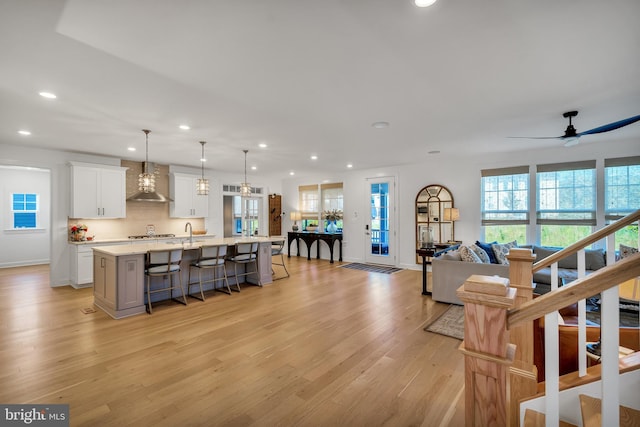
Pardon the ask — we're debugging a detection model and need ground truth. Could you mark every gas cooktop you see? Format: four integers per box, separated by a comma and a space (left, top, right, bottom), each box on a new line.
128, 233, 176, 239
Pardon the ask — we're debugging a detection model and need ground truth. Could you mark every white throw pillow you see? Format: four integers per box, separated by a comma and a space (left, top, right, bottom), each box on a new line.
460, 245, 483, 263
470, 244, 491, 263
620, 244, 638, 259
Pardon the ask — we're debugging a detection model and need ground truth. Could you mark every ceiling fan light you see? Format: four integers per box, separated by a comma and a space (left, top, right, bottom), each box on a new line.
415, 0, 436, 7
563, 136, 580, 147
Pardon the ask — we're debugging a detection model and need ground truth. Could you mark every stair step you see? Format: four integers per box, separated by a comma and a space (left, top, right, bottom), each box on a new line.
523, 408, 577, 427
579, 394, 640, 427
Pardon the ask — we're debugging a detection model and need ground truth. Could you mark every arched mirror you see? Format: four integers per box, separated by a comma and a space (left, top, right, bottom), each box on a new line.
415, 184, 455, 262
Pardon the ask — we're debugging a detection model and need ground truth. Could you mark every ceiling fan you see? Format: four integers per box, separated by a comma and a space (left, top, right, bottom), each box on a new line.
510, 111, 640, 147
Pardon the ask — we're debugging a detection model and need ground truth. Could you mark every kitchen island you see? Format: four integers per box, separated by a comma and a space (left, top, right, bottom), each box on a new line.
92, 236, 284, 319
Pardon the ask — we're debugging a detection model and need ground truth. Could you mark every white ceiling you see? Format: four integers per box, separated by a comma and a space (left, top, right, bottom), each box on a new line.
1, 0, 639, 177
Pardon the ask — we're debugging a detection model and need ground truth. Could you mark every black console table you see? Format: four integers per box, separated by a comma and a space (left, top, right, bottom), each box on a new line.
288, 231, 343, 263
416, 243, 459, 296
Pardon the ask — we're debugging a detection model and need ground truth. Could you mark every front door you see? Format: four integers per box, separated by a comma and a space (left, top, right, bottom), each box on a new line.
365, 177, 396, 266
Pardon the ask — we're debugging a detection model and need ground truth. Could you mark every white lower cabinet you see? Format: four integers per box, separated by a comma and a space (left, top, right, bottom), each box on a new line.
71, 242, 127, 288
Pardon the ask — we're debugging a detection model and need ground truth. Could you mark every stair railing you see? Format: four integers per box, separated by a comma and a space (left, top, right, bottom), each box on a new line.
458, 208, 640, 426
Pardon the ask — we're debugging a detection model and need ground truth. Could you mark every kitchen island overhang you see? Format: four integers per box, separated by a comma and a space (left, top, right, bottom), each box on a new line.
92, 237, 284, 319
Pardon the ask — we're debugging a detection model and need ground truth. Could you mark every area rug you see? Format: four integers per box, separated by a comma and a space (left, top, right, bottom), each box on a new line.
339, 263, 402, 274
424, 305, 464, 340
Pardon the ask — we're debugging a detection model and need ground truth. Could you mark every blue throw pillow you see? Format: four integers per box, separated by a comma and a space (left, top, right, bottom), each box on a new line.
475, 240, 498, 264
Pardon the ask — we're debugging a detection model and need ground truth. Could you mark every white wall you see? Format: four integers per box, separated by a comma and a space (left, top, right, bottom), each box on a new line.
1, 136, 637, 283
280, 138, 640, 270
0, 142, 283, 286
0, 166, 50, 267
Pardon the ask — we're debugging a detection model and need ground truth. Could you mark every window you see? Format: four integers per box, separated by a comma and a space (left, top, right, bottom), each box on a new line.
536, 160, 596, 225
481, 166, 529, 243
321, 183, 343, 231
605, 156, 640, 247
12, 193, 38, 229
537, 160, 595, 247
299, 184, 319, 225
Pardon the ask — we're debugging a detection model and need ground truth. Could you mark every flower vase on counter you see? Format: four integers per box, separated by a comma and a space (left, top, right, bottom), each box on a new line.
326, 220, 338, 234
70, 224, 88, 241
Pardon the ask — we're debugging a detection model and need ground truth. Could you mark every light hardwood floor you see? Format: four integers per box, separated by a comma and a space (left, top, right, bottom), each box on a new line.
0, 258, 465, 426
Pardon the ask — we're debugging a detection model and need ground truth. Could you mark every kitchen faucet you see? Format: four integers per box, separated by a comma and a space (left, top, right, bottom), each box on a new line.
185, 222, 193, 245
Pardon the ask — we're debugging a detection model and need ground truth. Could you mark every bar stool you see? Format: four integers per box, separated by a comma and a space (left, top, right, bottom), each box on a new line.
227, 242, 261, 289
271, 240, 289, 280
145, 248, 187, 314
188, 244, 234, 300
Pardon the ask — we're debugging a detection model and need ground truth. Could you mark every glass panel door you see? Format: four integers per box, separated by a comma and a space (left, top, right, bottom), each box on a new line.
365, 177, 395, 266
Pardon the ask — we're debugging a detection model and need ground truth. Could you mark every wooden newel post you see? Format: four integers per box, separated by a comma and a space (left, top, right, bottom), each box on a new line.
505, 248, 538, 427
457, 275, 517, 427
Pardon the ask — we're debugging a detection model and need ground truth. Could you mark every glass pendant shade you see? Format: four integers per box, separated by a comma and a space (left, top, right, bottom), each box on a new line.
240, 149, 251, 197
139, 129, 156, 193
196, 178, 209, 195
196, 141, 209, 195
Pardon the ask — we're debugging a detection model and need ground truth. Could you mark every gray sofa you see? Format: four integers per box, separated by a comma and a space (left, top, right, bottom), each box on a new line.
431, 245, 607, 305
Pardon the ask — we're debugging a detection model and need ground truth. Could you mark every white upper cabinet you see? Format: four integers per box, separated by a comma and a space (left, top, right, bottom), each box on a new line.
70, 162, 127, 218
170, 173, 209, 218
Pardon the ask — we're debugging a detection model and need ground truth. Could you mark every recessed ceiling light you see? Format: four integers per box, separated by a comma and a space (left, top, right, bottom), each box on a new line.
251, 166, 257, 170
258, 142, 267, 148
415, 0, 437, 7
179, 124, 190, 130
372, 121, 389, 129
200, 157, 207, 162
39, 91, 57, 99
18, 130, 31, 136
346, 163, 353, 168
128, 147, 136, 152
428, 150, 441, 155
310, 155, 318, 160
289, 171, 295, 176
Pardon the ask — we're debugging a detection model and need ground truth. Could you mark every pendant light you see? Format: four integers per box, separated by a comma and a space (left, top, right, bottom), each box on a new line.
138, 129, 157, 193
196, 141, 209, 195
240, 149, 251, 197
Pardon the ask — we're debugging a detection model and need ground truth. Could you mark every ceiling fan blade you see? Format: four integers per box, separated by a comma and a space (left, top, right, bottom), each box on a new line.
577, 114, 640, 136
506, 136, 562, 140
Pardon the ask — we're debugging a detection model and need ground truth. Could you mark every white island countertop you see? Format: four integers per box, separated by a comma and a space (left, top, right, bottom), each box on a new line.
92, 236, 286, 256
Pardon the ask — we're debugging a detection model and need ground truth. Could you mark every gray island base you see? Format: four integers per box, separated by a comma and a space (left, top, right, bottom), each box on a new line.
92, 237, 282, 319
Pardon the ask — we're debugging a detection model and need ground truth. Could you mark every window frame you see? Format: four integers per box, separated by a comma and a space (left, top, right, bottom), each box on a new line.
11, 192, 39, 229
536, 160, 596, 226
481, 166, 530, 226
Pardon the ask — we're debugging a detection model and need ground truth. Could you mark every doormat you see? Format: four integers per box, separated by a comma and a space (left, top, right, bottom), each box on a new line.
424, 305, 464, 340
339, 263, 402, 274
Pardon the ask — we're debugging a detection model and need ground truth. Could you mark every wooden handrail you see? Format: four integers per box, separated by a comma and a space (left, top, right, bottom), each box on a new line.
508, 252, 640, 328
532, 208, 640, 273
